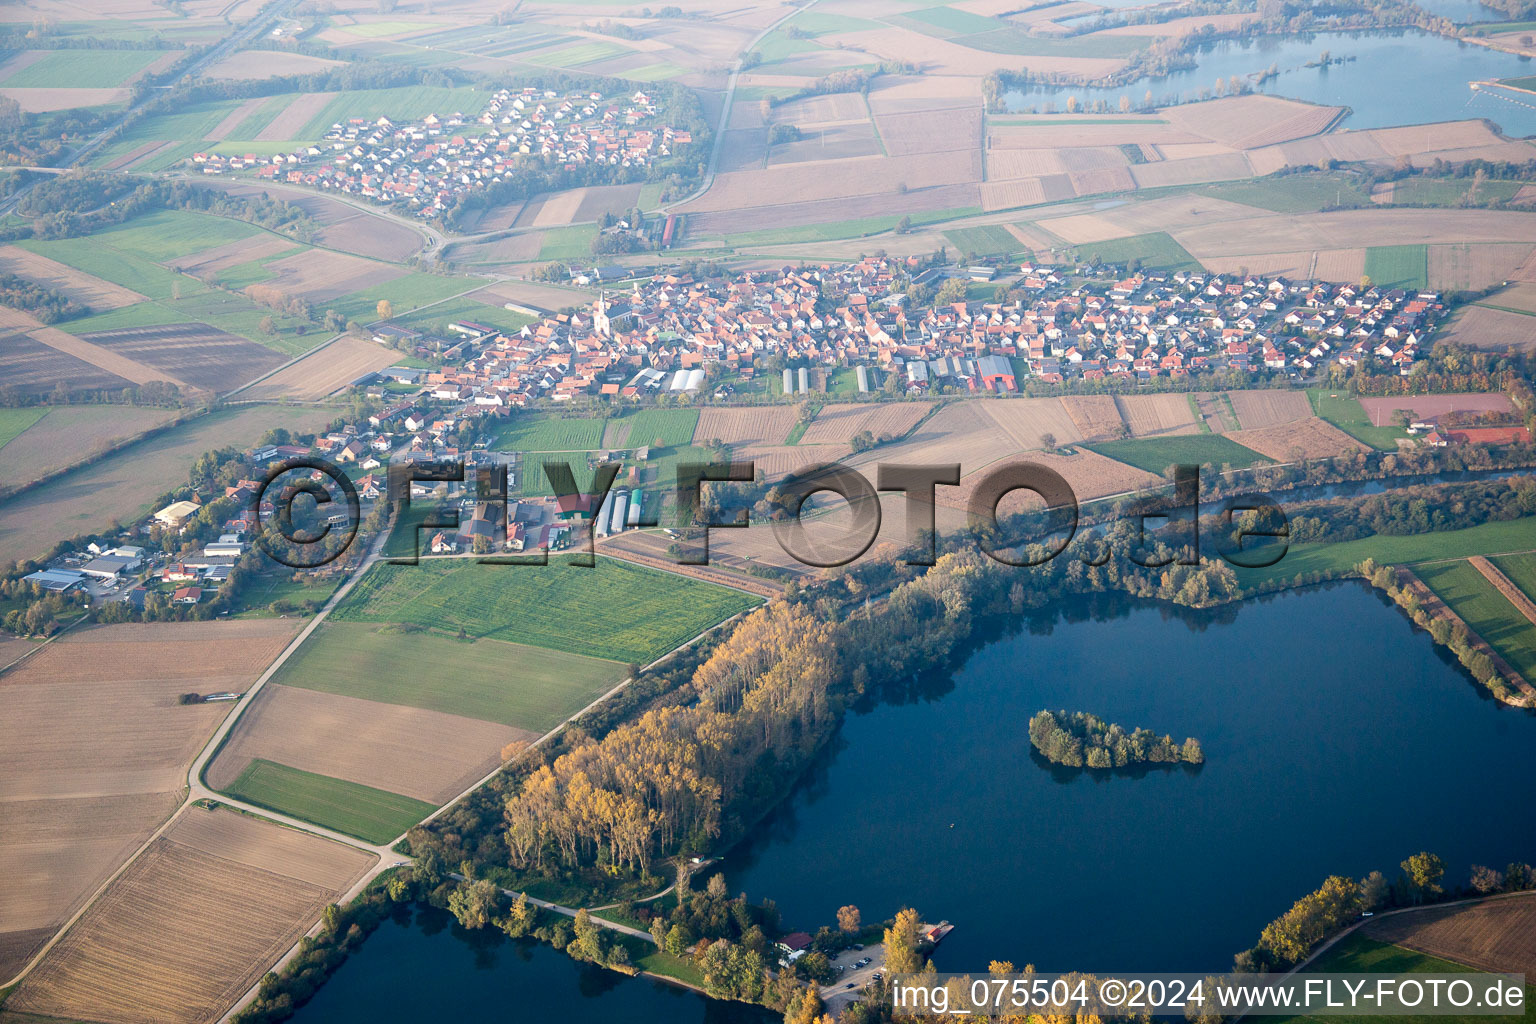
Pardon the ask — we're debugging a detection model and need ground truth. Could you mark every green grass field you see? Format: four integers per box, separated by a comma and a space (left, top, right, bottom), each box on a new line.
1389, 177, 1523, 206
1237, 515, 1536, 589
1273, 933, 1534, 1024
0, 408, 47, 451
297, 85, 488, 140
944, 223, 1023, 257
222, 758, 434, 844
1308, 389, 1409, 451
538, 224, 600, 261
1364, 244, 1429, 291
328, 272, 482, 323
2, 49, 162, 88
334, 556, 760, 665
718, 206, 981, 248
1073, 231, 1200, 272
272, 622, 624, 731
1200, 172, 1368, 213
492, 413, 606, 452
389, 296, 535, 337
609, 408, 700, 449
1088, 434, 1270, 474
1417, 559, 1536, 682
1491, 552, 1536, 603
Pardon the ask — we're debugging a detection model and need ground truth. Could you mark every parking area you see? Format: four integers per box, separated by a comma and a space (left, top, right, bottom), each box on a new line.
820, 942, 886, 1012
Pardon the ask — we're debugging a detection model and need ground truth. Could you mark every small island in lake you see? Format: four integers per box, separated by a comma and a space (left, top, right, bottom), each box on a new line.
1028, 710, 1204, 770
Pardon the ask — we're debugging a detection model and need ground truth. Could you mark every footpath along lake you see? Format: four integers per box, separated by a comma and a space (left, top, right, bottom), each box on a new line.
1004, 29, 1536, 135
726, 582, 1536, 973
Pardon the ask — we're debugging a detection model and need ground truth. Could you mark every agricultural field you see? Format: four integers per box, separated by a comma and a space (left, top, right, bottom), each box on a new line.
0, 620, 297, 982
0, 244, 146, 310
980, 398, 1084, 451
1240, 516, 1536, 589
75, 322, 286, 393
491, 413, 606, 453
944, 223, 1024, 256
1087, 434, 1271, 475
1357, 393, 1515, 423
800, 402, 931, 446
938, 448, 1162, 511
605, 408, 701, 450
0, 403, 333, 570
5, 807, 375, 1024
1199, 173, 1374, 214
1227, 390, 1312, 430
1491, 552, 1536, 604
1072, 231, 1201, 272
1226, 418, 1370, 462
1115, 393, 1200, 438
695, 405, 799, 447
238, 335, 401, 401
1060, 395, 1126, 441
1418, 559, 1536, 683
333, 556, 761, 665
266, 621, 623, 732
1309, 389, 1410, 451
0, 49, 162, 88
0, 405, 179, 493
1361, 896, 1536, 978
221, 759, 435, 844
1439, 304, 1536, 352
1364, 244, 1430, 290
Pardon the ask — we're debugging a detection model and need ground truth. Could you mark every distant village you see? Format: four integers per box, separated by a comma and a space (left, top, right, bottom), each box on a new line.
190, 86, 690, 218
359, 254, 1448, 413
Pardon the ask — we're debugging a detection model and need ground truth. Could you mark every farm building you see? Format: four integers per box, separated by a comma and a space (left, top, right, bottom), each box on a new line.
79, 554, 141, 580
22, 568, 87, 593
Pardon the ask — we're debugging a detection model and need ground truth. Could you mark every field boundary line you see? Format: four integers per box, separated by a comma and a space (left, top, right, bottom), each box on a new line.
1470, 555, 1536, 628
1398, 566, 1536, 703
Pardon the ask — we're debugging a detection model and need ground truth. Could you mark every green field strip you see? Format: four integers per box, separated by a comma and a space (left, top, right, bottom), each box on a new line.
222, 758, 434, 845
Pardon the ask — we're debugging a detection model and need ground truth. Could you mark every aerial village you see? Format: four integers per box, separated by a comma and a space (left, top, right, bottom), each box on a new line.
190, 87, 690, 218
368, 255, 1447, 409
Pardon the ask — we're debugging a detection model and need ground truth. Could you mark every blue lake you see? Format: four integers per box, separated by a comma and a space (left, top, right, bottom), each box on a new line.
724, 583, 1536, 973
1004, 30, 1536, 136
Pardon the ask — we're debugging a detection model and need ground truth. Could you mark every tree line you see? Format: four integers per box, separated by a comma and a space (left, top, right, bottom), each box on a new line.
0, 271, 87, 322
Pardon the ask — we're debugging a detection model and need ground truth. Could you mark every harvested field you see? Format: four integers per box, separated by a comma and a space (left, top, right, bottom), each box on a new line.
874, 104, 982, 157
1068, 165, 1135, 196
988, 148, 1067, 179
1227, 390, 1312, 430
78, 322, 286, 393
1362, 895, 1536, 977
0, 620, 298, 984
240, 335, 398, 400
800, 402, 931, 446
1193, 392, 1237, 433
258, 248, 406, 303
471, 279, 590, 313
676, 150, 982, 214
677, 183, 982, 237
207, 683, 532, 805
256, 91, 334, 140
1309, 248, 1369, 282
937, 448, 1161, 510
1445, 305, 1536, 352
1429, 243, 1535, 292
736, 443, 853, 479
771, 92, 870, 125
1034, 212, 1127, 244
0, 87, 126, 113
0, 309, 182, 389
695, 405, 799, 446
1115, 393, 1198, 437
1358, 393, 1515, 422
0, 404, 332, 570
1161, 95, 1342, 149
1061, 395, 1125, 441
1129, 151, 1253, 189
174, 233, 297, 277
1225, 417, 1369, 461
6, 808, 374, 1024
572, 183, 642, 221
1201, 250, 1314, 279
0, 245, 145, 310
768, 122, 882, 165
0, 326, 132, 394
531, 188, 586, 228
980, 397, 1083, 450
0, 405, 178, 493
981, 178, 1049, 211
204, 50, 345, 80
460, 199, 524, 232
192, 179, 423, 262
1176, 208, 1536, 260
1481, 282, 1536, 314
